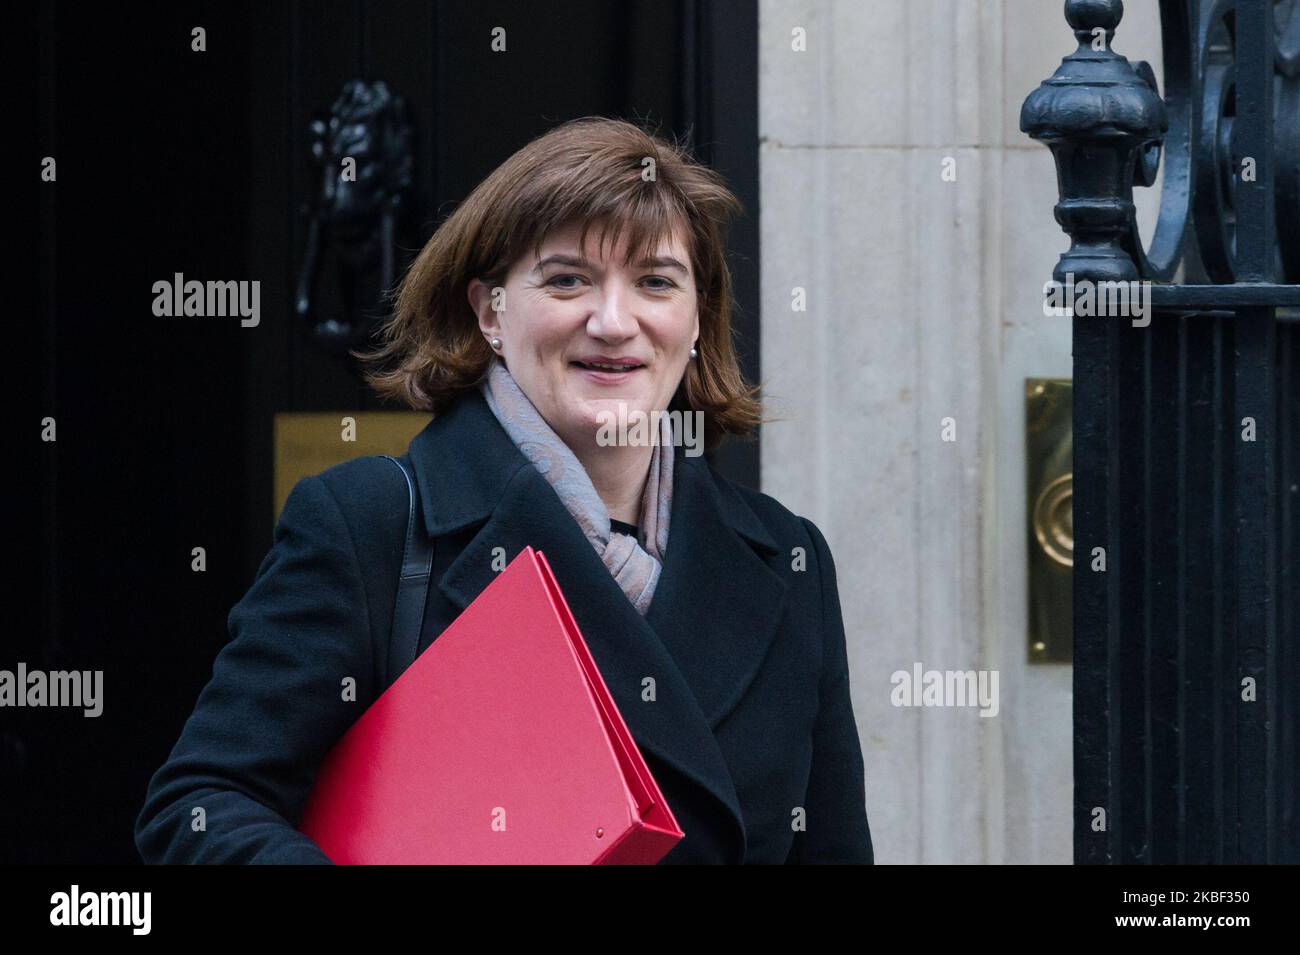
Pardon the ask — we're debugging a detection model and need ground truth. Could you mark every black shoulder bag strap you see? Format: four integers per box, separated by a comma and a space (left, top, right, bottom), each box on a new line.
380, 454, 434, 690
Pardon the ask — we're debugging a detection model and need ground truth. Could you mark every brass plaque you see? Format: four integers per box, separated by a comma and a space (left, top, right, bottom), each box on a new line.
273, 412, 430, 524
1026, 379, 1073, 663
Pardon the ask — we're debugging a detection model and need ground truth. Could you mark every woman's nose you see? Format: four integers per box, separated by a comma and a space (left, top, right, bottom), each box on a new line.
586, 288, 637, 340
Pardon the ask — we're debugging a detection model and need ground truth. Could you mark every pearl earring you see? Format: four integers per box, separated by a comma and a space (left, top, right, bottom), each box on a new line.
490, 337, 502, 350
689, 346, 698, 359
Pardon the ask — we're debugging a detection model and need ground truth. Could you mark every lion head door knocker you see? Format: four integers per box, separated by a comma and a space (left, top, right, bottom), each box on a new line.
295, 80, 415, 352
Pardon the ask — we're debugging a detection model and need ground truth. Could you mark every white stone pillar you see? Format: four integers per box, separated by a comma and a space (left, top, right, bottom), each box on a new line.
759, 0, 1164, 863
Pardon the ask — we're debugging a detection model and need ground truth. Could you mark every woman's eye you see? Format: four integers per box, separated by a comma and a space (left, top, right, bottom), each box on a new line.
546, 274, 676, 291
546, 274, 584, 290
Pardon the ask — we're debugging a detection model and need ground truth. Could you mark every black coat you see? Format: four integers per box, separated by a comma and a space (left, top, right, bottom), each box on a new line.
135, 389, 874, 864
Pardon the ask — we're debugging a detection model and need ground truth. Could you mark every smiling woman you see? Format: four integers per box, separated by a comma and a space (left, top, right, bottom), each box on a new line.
134, 115, 875, 865
359, 115, 761, 454
358, 115, 769, 535
465, 219, 700, 523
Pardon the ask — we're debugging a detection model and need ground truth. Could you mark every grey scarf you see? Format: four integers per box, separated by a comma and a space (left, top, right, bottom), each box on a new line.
479, 358, 674, 615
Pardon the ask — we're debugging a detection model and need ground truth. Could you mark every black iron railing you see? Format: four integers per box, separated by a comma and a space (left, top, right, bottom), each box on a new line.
1022, 0, 1298, 863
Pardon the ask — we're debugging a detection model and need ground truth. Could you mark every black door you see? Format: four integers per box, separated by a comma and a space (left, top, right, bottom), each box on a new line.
29, 0, 758, 865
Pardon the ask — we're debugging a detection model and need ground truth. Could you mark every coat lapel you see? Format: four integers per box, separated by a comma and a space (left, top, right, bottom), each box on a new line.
406, 390, 789, 863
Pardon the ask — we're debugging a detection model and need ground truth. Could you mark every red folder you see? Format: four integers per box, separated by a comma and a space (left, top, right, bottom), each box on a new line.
298, 546, 684, 864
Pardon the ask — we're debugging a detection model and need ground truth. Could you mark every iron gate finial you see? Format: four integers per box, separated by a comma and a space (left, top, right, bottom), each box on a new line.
1020, 0, 1168, 283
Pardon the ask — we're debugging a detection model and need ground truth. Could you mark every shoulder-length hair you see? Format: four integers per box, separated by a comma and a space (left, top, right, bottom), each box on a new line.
356, 115, 763, 453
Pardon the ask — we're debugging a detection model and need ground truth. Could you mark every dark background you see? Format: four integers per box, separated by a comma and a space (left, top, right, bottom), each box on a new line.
19, 0, 759, 864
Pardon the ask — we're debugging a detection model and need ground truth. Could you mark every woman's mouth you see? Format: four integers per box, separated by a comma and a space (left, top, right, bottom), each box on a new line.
570, 358, 644, 383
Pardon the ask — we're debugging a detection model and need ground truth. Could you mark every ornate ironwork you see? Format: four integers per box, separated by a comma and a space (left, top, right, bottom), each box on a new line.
1021, 0, 1168, 282
1021, 0, 1300, 864
295, 80, 415, 353
1023, 0, 1300, 292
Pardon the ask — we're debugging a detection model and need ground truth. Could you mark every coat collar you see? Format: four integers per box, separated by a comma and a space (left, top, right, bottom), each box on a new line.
406, 389, 789, 863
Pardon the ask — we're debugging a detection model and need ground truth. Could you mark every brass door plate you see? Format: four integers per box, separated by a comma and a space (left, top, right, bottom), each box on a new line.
273, 412, 430, 525
1026, 379, 1072, 663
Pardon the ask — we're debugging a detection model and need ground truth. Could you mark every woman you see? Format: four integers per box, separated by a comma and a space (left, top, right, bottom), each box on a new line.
135, 116, 873, 864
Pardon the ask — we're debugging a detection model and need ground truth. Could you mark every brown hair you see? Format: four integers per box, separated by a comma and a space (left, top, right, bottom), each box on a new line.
355, 115, 763, 453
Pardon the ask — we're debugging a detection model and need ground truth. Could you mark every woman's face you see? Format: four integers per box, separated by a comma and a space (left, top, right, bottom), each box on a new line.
469, 219, 700, 453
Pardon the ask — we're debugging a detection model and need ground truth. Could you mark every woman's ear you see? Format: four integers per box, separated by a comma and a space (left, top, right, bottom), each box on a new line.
467, 277, 500, 340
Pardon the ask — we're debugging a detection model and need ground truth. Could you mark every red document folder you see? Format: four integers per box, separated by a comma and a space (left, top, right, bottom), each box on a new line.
298, 546, 684, 864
